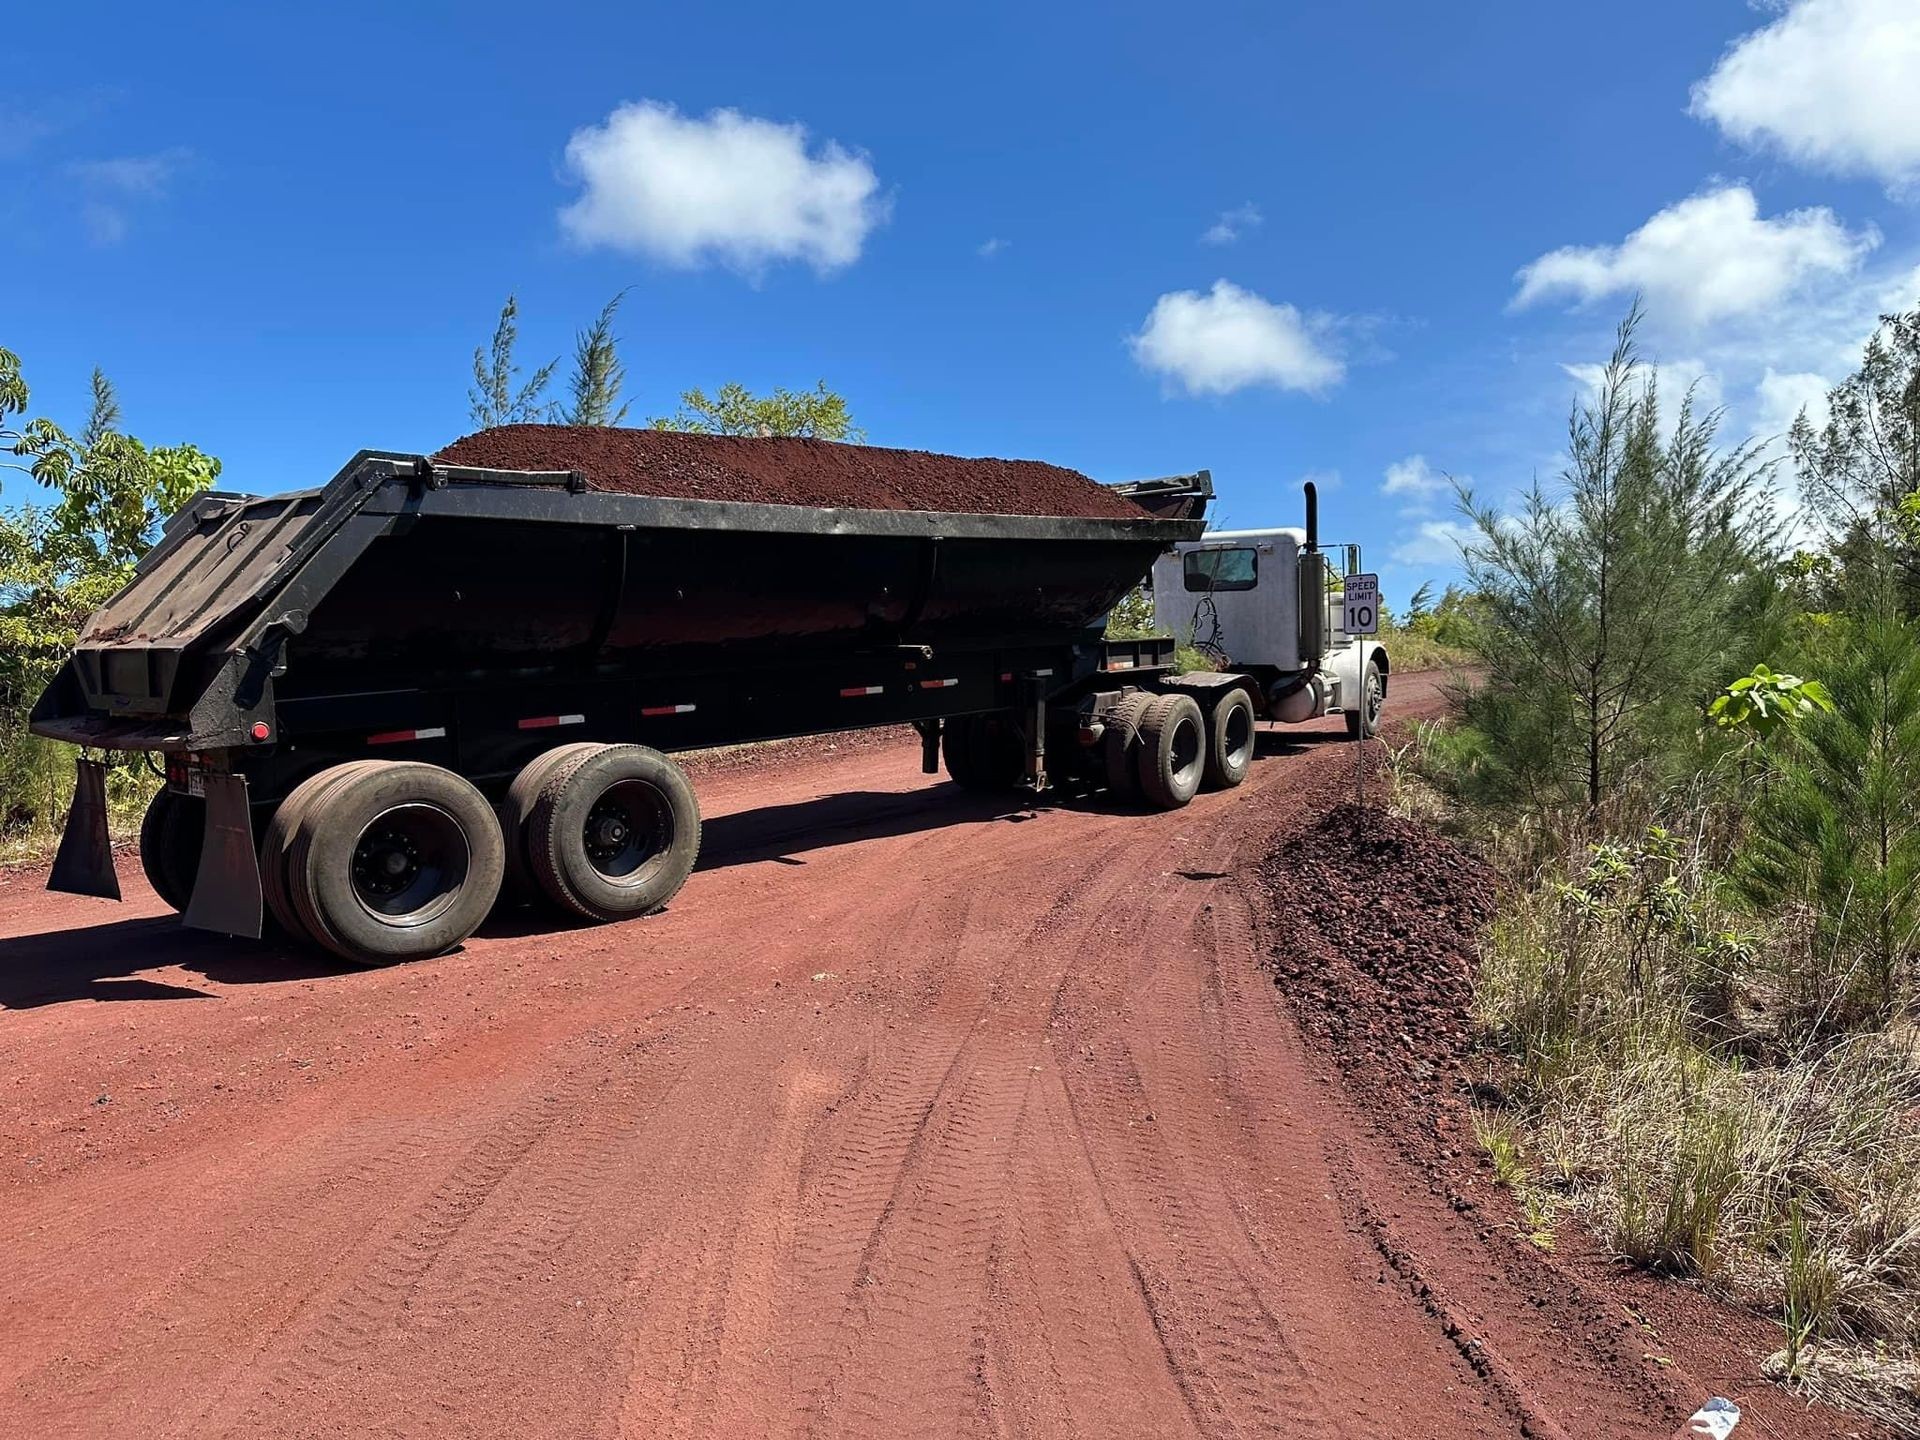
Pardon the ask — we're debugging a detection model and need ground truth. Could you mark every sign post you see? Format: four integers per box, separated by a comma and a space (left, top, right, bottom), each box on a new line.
1342, 573, 1379, 809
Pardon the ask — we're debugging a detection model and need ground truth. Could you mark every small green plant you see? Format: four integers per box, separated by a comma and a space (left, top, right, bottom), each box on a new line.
1473, 1107, 1528, 1187
1708, 663, 1834, 740
1781, 1203, 1838, 1378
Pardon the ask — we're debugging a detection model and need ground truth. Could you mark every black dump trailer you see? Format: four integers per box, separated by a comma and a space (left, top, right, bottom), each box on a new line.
29, 444, 1273, 964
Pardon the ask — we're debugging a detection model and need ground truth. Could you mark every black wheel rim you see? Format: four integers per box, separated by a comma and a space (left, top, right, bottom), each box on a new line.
582, 779, 672, 883
1171, 715, 1203, 782
351, 802, 471, 926
1222, 703, 1254, 767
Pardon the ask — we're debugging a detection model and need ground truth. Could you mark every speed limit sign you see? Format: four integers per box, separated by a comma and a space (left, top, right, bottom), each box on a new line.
1343, 573, 1379, 635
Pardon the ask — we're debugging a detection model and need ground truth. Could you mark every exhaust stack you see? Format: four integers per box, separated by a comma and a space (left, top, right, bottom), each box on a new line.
1298, 480, 1325, 665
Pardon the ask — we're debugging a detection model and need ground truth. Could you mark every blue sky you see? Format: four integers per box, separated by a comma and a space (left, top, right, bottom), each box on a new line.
5, 0, 1919, 609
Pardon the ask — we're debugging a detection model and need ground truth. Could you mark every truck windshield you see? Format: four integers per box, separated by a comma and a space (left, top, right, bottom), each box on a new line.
1183, 548, 1257, 592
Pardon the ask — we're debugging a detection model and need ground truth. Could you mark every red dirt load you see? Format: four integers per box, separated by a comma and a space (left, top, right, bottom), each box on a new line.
433, 424, 1154, 520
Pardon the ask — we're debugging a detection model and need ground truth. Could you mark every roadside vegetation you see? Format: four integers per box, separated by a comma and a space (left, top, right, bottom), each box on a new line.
0, 303, 856, 858
1404, 301, 1920, 1430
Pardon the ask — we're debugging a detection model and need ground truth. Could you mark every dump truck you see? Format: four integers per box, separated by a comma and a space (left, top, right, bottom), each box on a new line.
31, 430, 1385, 964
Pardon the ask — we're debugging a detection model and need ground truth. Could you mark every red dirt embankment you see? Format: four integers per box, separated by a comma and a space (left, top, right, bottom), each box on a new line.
1257, 807, 1889, 1440
433, 424, 1152, 520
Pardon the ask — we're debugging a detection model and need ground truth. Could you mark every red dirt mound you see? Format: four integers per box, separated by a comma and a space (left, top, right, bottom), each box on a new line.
1258, 804, 1494, 1160
432, 425, 1152, 521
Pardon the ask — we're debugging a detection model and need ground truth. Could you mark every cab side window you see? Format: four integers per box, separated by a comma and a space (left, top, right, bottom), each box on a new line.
1183, 547, 1257, 592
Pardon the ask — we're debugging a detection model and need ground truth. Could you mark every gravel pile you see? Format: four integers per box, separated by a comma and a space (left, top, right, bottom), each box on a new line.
433, 425, 1152, 521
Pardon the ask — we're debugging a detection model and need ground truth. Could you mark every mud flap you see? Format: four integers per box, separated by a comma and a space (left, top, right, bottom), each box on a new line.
47, 757, 121, 901
183, 772, 263, 939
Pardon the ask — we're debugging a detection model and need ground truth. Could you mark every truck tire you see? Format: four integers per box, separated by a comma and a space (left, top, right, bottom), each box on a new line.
945, 714, 1024, 793
259, 761, 384, 941
286, 761, 505, 963
139, 788, 203, 913
1345, 661, 1385, 739
941, 717, 982, 789
500, 742, 605, 899
1135, 694, 1205, 810
1104, 693, 1153, 803
525, 744, 701, 922
1203, 688, 1256, 790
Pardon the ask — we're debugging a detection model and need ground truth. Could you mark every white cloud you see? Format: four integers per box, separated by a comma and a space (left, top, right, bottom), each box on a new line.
1512, 185, 1875, 327
1755, 367, 1833, 440
1129, 280, 1344, 397
1382, 454, 1452, 507
68, 147, 190, 246
70, 152, 183, 198
1392, 519, 1477, 568
976, 236, 1008, 259
1201, 202, 1263, 246
1691, 0, 1920, 193
1561, 356, 1725, 435
558, 100, 887, 274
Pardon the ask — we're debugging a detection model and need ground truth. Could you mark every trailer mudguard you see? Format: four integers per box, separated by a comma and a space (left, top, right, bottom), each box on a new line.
46, 757, 120, 901
182, 772, 262, 939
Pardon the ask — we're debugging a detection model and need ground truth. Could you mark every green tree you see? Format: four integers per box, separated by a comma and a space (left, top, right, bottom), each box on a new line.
1402, 581, 1435, 627
1452, 308, 1768, 810
563, 291, 630, 427
1, 346, 219, 829
653, 380, 860, 440
468, 295, 557, 428
1791, 303, 1920, 596
1740, 603, 1920, 1025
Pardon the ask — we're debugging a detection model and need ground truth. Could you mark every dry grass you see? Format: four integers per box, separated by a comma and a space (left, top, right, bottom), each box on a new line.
1470, 815, 1920, 1430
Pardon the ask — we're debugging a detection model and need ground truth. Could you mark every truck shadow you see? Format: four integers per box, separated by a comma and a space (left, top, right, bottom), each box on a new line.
1, 757, 1316, 1007
0, 782, 1044, 1006
696, 782, 1038, 871
0, 915, 369, 1009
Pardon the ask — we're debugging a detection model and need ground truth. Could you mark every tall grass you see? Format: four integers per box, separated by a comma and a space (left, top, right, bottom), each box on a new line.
1463, 799, 1920, 1428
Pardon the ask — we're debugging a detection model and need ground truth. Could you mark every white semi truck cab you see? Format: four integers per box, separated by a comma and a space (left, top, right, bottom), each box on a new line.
1144, 482, 1388, 738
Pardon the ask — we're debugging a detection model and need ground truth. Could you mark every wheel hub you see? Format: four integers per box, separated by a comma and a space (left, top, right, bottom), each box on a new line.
353, 829, 421, 899
580, 783, 671, 880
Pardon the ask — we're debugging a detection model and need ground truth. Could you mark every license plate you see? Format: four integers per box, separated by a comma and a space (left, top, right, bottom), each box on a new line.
165, 753, 208, 798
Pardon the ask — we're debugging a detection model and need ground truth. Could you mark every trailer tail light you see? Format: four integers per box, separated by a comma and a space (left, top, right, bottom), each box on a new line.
366, 726, 447, 745
250, 721, 271, 741
840, 685, 885, 698
517, 713, 586, 730
919, 678, 959, 690
640, 703, 697, 717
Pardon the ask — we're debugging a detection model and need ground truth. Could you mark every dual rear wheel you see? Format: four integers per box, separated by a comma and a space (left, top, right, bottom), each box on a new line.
1105, 687, 1255, 811
257, 744, 699, 964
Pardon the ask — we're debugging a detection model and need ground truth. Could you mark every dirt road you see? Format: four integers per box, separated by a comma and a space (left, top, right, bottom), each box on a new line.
0, 674, 1842, 1437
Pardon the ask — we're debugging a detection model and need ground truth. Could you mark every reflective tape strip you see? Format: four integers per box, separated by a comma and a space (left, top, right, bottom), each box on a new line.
1105, 660, 1136, 671
1002, 669, 1056, 682
517, 713, 586, 730
641, 703, 697, 717
367, 727, 447, 745
919, 678, 959, 690
840, 685, 886, 697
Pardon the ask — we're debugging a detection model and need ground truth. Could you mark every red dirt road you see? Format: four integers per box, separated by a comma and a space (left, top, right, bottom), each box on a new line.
0, 675, 1859, 1438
